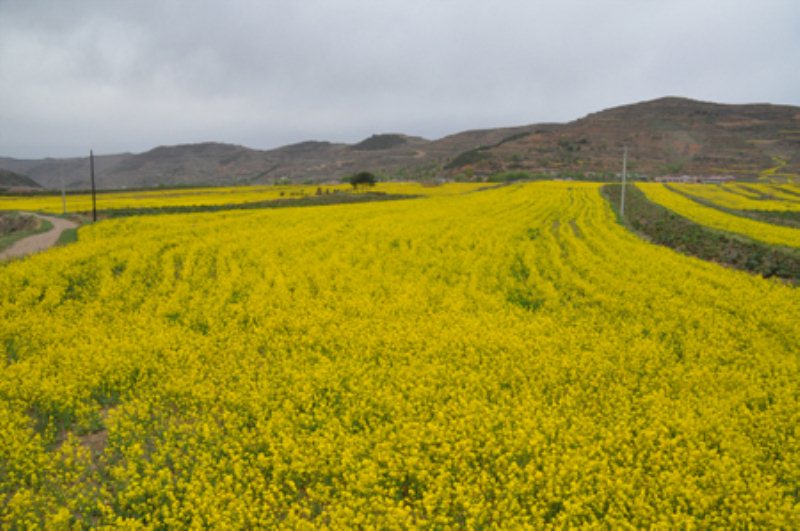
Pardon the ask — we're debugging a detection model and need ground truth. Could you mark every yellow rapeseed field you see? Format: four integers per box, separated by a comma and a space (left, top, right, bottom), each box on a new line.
638, 183, 800, 248
1, 182, 798, 527
0, 184, 342, 213
726, 183, 800, 203
669, 183, 800, 212
0, 182, 487, 214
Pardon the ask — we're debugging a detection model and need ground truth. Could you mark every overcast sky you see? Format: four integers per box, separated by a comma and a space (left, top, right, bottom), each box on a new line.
1, 0, 799, 159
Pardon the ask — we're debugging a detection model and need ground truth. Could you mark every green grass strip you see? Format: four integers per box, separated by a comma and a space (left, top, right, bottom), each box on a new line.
56, 227, 79, 246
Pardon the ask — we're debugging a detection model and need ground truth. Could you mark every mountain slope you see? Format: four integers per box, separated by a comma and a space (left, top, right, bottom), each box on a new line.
1, 97, 798, 189
0, 154, 134, 189
0, 168, 41, 189
447, 97, 800, 178
0, 126, 542, 189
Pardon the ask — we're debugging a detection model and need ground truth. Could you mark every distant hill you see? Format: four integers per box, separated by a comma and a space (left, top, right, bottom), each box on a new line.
447, 97, 800, 179
0, 168, 41, 190
1, 97, 798, 189
0, 153, 134, 190
350, 134, 426, 151
0, 127, 538, 189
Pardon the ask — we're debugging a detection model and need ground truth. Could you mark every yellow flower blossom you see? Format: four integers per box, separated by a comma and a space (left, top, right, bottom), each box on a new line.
0, 182, 798, 526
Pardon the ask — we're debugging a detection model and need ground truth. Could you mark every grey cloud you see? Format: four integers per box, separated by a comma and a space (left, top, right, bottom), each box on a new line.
1, 0, 799, 158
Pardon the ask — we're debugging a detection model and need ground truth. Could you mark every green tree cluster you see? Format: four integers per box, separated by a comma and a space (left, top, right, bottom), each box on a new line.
347, 171, 377, 190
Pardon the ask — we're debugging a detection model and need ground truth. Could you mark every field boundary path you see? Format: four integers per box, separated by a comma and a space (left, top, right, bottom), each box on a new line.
0, 212, 78, 262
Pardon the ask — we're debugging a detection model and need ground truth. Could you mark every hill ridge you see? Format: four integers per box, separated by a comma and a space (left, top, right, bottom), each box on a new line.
2, 96, 798, 189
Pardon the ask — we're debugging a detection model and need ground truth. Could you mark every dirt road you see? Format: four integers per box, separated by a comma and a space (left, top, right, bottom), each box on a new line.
0, 213, 79, 261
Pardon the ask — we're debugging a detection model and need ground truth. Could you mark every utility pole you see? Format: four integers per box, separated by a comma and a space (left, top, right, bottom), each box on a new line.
59, 168, 66, 215
621, 146, 628, 217
90, 150, 97, 222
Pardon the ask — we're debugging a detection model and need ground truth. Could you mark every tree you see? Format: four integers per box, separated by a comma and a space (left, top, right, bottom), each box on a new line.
348, 171, 377, 190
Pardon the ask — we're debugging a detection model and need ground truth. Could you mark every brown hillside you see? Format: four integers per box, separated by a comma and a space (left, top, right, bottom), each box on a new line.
2, 97, 798, 189
0, 168, 41, 190
449, 97, 800, 178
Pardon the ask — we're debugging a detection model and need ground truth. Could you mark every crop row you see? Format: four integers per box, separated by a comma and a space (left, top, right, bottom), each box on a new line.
638, 183, 800, 248
669, 183, 800, 212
